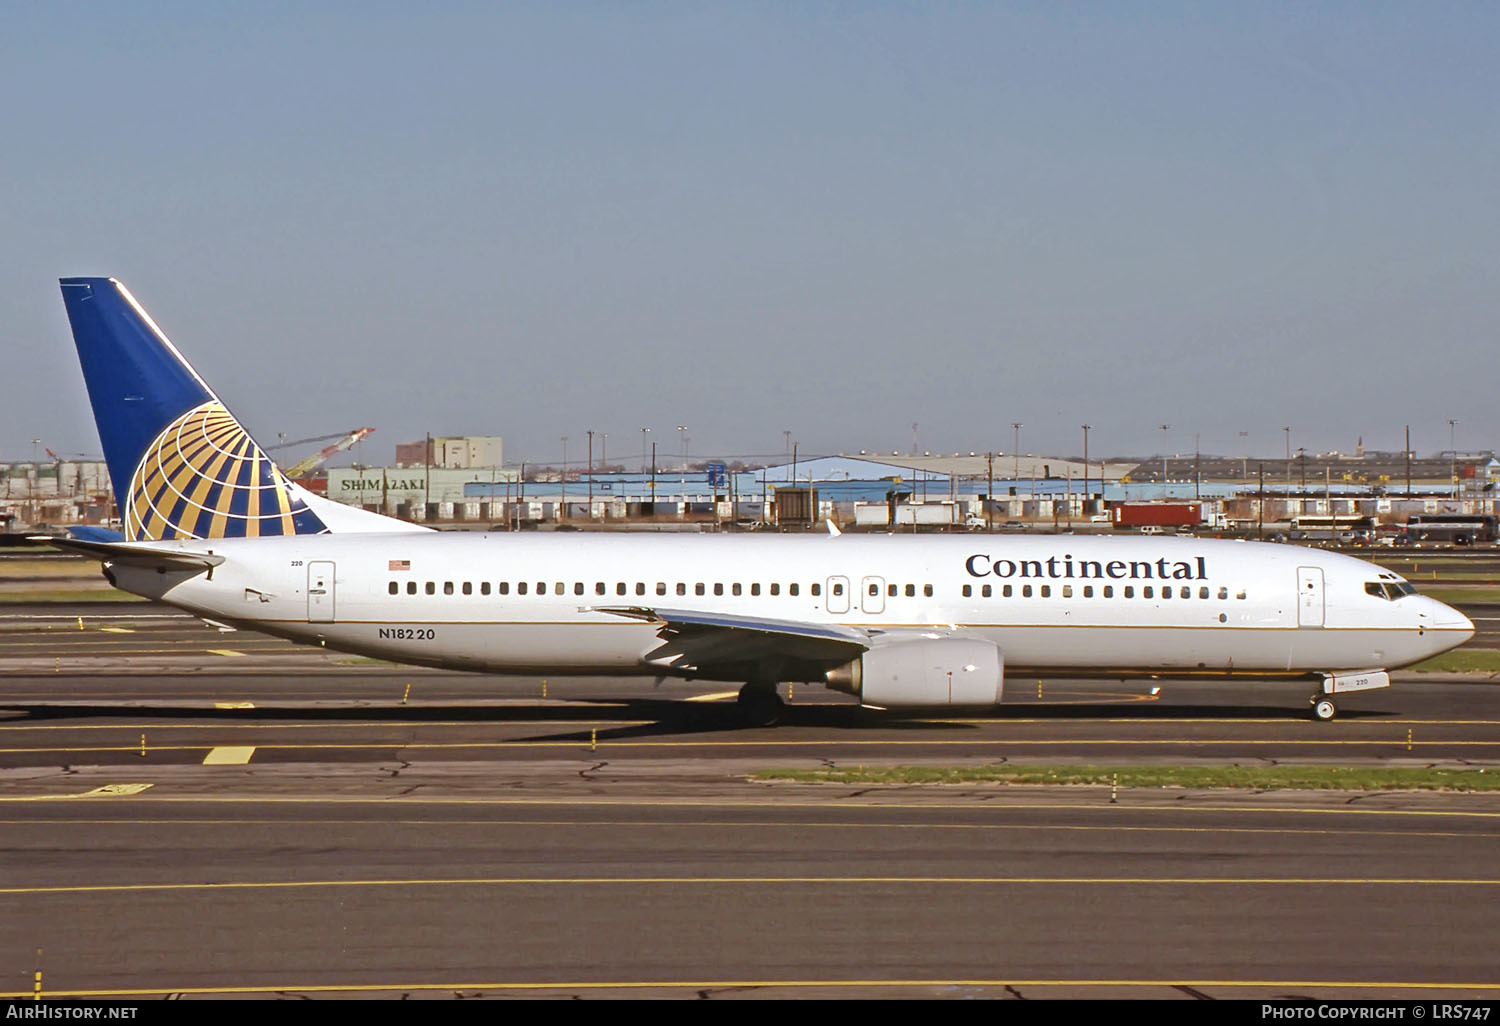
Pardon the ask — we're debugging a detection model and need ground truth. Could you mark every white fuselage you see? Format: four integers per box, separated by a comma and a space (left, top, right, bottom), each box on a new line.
105, 532, 1474, 684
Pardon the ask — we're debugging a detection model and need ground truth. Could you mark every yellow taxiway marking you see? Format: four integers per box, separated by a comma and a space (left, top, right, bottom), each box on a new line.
0, 719, 649, 732
213, 702, 256, 710
2, 978, 1499, 999
202, 746, 255, 765
3, 784, 154, 802
98, 627, 133, 634
207, 649, 246, 658
684, 691, 740, 702
5, 874, 1500, 899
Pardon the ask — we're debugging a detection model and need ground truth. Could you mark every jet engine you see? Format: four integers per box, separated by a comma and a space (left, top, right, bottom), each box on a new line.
825, 637, 1003, 708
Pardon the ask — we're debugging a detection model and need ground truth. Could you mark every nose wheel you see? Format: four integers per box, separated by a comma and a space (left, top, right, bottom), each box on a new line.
1311, 696, 1337, 722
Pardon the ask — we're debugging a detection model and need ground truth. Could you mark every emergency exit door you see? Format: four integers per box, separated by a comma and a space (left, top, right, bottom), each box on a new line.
308, 561, 336, 623
1296, 566, 1324, 627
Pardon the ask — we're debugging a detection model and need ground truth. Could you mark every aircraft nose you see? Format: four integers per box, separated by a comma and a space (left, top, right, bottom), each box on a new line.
1431, 600, 1475, 641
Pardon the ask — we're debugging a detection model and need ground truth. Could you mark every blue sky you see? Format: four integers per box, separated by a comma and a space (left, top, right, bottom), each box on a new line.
3, 3, 1496, 469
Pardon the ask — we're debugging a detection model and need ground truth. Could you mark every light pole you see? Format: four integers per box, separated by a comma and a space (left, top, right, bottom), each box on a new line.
1159, 424, 1170, 481
1450, 418, 1459, 501
1011, 422, 1022, 479
1239, 430, 1249, 480
1081, 424, 1091, 505
560, 436, 569, 521
677, 426, 687, 471
640, 427, 651, 474
1284, 426, 1292, 500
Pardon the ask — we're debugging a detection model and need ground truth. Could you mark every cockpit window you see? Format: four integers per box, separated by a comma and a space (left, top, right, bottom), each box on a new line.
1366, 581, 1418, 600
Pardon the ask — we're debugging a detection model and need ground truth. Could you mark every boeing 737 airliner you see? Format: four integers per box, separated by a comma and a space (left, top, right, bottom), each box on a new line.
51, 277, 1474, 722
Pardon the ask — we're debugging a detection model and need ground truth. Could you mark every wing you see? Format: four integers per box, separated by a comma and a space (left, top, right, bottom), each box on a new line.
591, 606, 870, 678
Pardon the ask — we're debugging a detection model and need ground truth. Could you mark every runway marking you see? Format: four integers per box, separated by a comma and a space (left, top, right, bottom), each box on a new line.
202, 746, 255, 765
4, 794, 1500, 823
213, 702, 256, 710
3, 784, 154, 801
684, 691, 739, 702
2, 816, 1495, 841
5, 873, 1500, 898
1, 978, 1498, 999
6, 738, 1500, 758
98, 627, 133, 634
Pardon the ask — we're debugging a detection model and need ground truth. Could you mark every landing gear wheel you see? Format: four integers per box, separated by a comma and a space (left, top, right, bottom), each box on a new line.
737, 683, 785, 726
1311, 697, 1337, 722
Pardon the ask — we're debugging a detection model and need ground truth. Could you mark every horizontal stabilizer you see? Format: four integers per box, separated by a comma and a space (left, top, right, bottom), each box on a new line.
38, 536, 225, 573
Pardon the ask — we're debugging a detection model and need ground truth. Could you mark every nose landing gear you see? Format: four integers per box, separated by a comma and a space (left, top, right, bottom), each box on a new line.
1311, 696, 1338, 722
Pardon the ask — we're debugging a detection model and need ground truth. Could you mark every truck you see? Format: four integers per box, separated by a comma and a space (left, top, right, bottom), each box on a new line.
1111, 502, 1203, 531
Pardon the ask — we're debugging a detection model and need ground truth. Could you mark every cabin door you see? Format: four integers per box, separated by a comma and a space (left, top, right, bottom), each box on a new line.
1296, 566, 1324, 627
861, 576, 886, 614
825, 575, 850, 614
308, 561, 336, 623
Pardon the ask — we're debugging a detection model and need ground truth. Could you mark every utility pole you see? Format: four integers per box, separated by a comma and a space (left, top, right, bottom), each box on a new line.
986, 452, 994, 532
586, 430, 594, 520
1081, 424, 1091, 505
560, 436, 569, 521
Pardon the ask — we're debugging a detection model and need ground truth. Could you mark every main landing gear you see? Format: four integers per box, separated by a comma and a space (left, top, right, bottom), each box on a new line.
737, 682, 786, 726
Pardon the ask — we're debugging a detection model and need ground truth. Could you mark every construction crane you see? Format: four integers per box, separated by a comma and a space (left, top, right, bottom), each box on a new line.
283, 428, 376, 479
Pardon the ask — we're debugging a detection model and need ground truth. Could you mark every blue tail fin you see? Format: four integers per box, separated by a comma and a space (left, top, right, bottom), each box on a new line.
60, 278, 329, 541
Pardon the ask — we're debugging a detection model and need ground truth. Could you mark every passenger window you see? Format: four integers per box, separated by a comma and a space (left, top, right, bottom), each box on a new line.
789, 583, 799, 597
1218, 587, 1228, 600
695, 583, 705, 596
635, 583, 645, 596
426, 582, 436, 595
982, 584, 992, 598
1237, 590, 1247, 600
714, 583, 724, 596
1103, 586, 1113, 598
1003, 584, 1013, 597
518, 582, 528, 595
868, 583, 878, 597
595, 583, 606, 596
963, 584, 973, 598
1040, 585, 1051, 598
832, 582, 843, 596
1159, 586, 1168, 600
444, 582, 454, 595
905, 584, 915, 597
1062, 585, 1072, 598
1083, 585, 1093, 598
1022, 585, 1033, 598
811, 583, 822, 597
657, 582, 667, 596
481, 582, 491, 595
1124, 586, 1134, 598
462, 582, 472, 595
750, 583, 759, 596
676, 583, 686, 596
923, 585, 933, 597
1144, 585, 1153, 599
616, 583, 626, 596
388, 582, 398, 595
499, 582, 509, 595
1199, 587, 1208, 599
887, 584, 897, 597
1181, 587, 1191, 599
407, 582, 417, 595
770, 583, 780, 596
555, 583, 565, 595
536, 582, 545, 595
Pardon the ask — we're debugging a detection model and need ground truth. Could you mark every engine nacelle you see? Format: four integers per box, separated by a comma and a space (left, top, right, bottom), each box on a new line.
825, 637, 1003, 708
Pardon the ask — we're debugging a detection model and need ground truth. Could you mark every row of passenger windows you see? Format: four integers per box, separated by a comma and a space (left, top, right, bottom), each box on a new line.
384, 578, 1245, 602
387, 580, 937, 598
961, 583, 1248, 601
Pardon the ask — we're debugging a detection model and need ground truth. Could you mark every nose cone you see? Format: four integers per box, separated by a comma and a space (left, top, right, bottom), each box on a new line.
1424, 597, 1475, 648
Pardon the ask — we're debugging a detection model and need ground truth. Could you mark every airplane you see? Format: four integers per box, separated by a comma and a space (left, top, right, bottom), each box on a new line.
50, 276, 1474, 723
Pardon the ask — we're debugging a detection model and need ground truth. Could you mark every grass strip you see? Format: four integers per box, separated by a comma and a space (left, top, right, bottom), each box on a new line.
1408, 648, 1500, 673
752, 764, 1500, 790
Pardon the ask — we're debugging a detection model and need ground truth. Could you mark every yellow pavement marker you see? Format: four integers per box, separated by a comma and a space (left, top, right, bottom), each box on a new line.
203, 746, 256, 765
213, 702, 256, 710
207, 649, 245, 657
